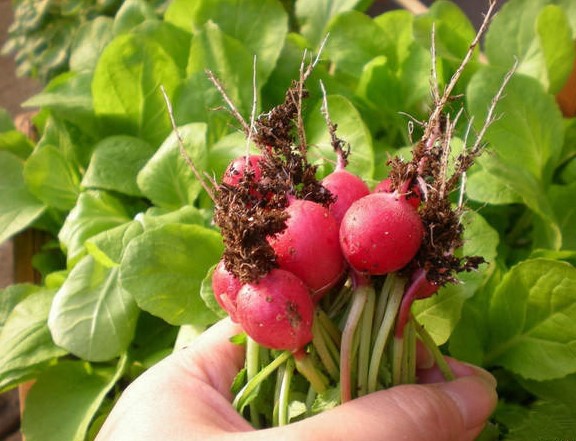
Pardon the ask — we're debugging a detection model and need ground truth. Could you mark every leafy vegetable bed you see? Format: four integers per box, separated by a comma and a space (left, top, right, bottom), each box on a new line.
0, 0, 575, 439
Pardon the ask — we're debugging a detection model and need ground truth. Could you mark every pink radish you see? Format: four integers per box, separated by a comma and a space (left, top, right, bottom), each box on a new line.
236, 269, 314, 351
374, 178, 422, 209
222, 155, 264, 186
339, 192, 423, 275
322, 169, 370, 224
211, 260, 242, 322
268, 198, 345, 299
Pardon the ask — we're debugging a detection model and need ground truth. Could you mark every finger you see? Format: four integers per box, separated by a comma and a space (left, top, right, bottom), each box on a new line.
174, 318, 246, 399
271, 373, 498, 441
96, 318, 250, 441
417, 356, 497, 388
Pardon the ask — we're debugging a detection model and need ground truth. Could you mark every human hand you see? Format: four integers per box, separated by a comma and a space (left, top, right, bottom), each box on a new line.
96, 318, 497, 441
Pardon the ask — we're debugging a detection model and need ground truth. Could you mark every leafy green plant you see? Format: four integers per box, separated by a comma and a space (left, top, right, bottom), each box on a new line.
0, 0, 575, 439
2, 0, 169, 83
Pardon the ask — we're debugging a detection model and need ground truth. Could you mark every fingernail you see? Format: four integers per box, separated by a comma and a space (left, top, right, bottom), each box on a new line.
438, 376, 498, 430
455, 362, 498, 389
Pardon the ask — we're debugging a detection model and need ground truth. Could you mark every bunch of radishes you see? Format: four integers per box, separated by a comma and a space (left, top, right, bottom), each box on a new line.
212, 150, 428, 353
200, 3, 510, 423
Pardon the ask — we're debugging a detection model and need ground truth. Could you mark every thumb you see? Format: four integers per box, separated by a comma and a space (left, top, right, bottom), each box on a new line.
282, 367, 497, 441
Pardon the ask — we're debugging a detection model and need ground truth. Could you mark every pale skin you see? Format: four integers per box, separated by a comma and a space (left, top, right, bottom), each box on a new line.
96, 318, 497, 441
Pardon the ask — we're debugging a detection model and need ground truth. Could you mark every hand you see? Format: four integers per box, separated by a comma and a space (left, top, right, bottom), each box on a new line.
96, 318, 497, 441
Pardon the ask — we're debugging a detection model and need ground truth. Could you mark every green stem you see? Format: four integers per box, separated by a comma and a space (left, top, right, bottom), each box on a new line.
401, 318, 417, 384
372, 275, 392, 337
413, 316, 455, 381
340, 285, 370, 403
295, 352, 329, 394
317, 308, 342, 346
272, 364, 285, 426
312, 318, 339, 381
233, 350, 292, 412
357, 286, 376, 397
305, 385, 316, 418
392, 335, 403, 386
246, 337, 261, 428
327, 281, 353, 318
367, 274, 406, 392
278, 357, 295, 426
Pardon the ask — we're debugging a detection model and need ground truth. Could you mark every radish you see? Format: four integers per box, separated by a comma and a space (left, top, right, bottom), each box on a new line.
222, 155, 264, 186
211, 260, 242, 322
321, 169, 370, 224
268, 198, 345, 299
373, 178, 422, 209
236, 269, 314, 351
339, 192, 423, 275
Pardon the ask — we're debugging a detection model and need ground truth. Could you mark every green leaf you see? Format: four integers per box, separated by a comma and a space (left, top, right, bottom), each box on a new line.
36, 116, 94, 171
85, 221, 143, 268
0, 108, 14, 132
413, 1, 477, 64
24, 145, 81, 211
295, 0, 364, 49
120, 223, 223, 326
505, 400, 576, 441
92, 33, 182, 147
166, 0, 287, 83
466, 166, 523, 205
24, 72, 98, 137
137, 123, 208, 209
357, 11, 430, 126
413, 211, 499, 345
533, 182, 576, 251
535, 5, 575, 93
0, 152, 45, 245
112, 0, 157, 35
136, 205, 209, 230
260, 32, 308, 110
467, 68, 565, 248
521, 372, 576, 411
449, 265, 505, 366
485, 259, 576, 380
21, 358, 125, 441
0, 284, 38, 332
48, 255, 139, 361
468, 68, 564, 182
486, 0, 575, 92
129, 312, 179, 368
173, 72, 233, 144
69, 17, 114, 73
0, 289, 68, 392
305, 95, 374, 180
324, 11, 388, 80
0, 130, 34, 159
58, 190, 142, 266
185, 22, 255, 120
132, 21, 191, 75
82, 135, 156, 197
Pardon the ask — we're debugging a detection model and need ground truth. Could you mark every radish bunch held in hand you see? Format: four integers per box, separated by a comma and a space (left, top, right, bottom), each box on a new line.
205, 8, 510, 426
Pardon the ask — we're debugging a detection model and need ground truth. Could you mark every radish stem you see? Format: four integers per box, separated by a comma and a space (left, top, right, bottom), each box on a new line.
401, 319, 417, 384
234, 350, 291, 412
340, 285, 370, 402
278, 357, 295, 426
246, 338, 261, 427
413, 316, 455, 381
368, 274, 405, 392
312, 317, 339, 381
392, 335, 403, 386
295, 353, 329, 394
357, 287, 376, 396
